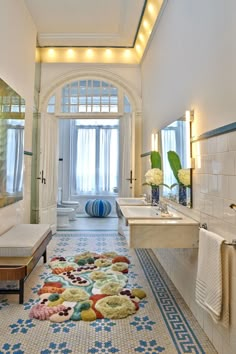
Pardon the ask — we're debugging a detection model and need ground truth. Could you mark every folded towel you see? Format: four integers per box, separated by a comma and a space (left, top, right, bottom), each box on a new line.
195, 228, 229, 327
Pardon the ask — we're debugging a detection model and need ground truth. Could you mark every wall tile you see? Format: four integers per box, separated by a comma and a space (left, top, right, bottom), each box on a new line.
222, 152, 235, 176
228, 176, 236, 201
217, 175, 229, 198
228, 131, 236, 151
208, 174, 218, 195
216, 134, 228, 153
207, 137, 217, 154
200, 174, 209, 193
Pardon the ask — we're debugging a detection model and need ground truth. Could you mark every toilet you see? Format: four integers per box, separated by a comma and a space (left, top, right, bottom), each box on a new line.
57, 207, 75, 228
61, 201, 80, 220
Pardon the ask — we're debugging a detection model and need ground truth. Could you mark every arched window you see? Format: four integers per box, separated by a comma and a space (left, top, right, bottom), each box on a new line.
61, 80, 118, 113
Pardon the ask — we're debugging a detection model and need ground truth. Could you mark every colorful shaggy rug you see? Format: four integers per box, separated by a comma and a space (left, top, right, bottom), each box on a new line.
29, 251, 146, 322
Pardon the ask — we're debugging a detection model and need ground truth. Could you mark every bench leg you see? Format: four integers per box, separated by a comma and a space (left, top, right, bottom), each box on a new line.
43, 249, 47, 263
19, 279, 24, 304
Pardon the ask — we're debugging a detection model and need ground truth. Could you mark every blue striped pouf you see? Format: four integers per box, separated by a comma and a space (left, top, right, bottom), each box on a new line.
85, 199, 112, 217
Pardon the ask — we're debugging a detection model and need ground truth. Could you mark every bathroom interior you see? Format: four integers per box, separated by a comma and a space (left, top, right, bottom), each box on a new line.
1, 0, 236, 353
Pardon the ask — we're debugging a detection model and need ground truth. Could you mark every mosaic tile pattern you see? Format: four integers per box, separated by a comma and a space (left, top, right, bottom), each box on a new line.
0, 229, 217, 354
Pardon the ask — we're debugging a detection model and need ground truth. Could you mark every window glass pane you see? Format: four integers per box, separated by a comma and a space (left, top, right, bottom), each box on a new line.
63, 85, 70, 96
110, 87, 118, 95
71, 82, 78, 96
93, 96, 100, 105
11, 105, 20, 112
102, 81, 109, 87
92, 87, 100, 96
62, 97, 69, 104
87, 87, 93, 96
110, 96, 118, 104
87, 105, 92, 112
70, 105, 78, 113
62, 105, 69, 113
101, 105, 109, 112
87, 97, 92, 104
79, 105, 86, 112
101, 87, 109, 95
79, 80, 86, 87
124, 95, 131, 113
92, 105, 100, 112
79, 96, 86, 104
110, 105, 118, 112
93, 80, 100, 87
12, 97, 20, 104
47, 105, 55, 113
48, 95, 56, 104
101, 96, 109, 104
70, 97, 78, 104
79, 87, 86, 95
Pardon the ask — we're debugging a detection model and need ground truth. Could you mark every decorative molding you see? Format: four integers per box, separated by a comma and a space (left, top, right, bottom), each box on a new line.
191, 122, 236, 142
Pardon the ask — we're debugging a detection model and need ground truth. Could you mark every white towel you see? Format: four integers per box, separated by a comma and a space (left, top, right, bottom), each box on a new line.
195, 228, 225, 324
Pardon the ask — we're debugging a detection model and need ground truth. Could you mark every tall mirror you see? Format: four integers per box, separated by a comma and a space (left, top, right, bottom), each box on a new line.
160, 111, 193, 208
0, 78, 25, 207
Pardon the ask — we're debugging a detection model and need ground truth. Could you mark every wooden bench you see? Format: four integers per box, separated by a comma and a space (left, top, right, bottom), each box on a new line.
0, 224, 52, 304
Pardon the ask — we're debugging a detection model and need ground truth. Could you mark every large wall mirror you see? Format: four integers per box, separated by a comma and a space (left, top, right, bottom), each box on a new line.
0, 78, 25, 207
160, 111, 193, 208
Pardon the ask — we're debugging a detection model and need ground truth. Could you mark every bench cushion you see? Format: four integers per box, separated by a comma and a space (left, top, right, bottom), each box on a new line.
0, 224, 51, 257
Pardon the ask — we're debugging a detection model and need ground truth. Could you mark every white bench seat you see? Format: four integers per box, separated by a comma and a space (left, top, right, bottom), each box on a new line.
0, 224, 51, 257
0, 224, 52, 303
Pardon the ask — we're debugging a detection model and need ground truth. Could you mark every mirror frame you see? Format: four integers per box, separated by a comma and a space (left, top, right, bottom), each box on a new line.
0, 78, 25, 208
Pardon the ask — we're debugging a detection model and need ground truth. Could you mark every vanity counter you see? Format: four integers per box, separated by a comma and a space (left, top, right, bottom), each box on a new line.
117, 203, 199, 249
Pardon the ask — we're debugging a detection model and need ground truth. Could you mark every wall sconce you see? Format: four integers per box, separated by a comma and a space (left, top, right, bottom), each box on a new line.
185, 110, 194, 122
151, 130, 158, 151
185, 110, 194, 168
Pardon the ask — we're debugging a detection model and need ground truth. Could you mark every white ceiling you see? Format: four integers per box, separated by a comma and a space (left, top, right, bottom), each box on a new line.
24, 0, 146, 47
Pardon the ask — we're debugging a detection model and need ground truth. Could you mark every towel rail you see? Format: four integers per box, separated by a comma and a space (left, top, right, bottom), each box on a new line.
199, 223, 236, 248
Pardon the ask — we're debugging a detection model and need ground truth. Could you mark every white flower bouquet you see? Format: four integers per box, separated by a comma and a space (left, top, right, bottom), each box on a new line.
145, 168, 163, 186
167, 151, 191, 188
177, 168, 190, 187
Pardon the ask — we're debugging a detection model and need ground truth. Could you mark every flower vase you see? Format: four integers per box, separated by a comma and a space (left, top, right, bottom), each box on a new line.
179, 185, 187, 206
151, 186, 159, 205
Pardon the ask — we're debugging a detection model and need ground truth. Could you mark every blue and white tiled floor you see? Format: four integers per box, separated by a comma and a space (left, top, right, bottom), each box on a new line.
0, 217, 217, 354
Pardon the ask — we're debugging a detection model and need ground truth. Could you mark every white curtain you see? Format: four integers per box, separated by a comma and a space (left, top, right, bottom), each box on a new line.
99, 128, 118, 192
161, 129, 176, 194
75, 128, 96, 193
6, 127, 24, 193
73, 126, 118, 194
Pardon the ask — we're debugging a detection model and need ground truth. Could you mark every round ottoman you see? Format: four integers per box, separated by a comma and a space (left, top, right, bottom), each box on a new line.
85, 199, 112, 217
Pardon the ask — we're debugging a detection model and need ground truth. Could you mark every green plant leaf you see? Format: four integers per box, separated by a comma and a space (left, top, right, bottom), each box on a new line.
170, 183, 178, 189
150, 151, 161, 169
167, 151, 182, 183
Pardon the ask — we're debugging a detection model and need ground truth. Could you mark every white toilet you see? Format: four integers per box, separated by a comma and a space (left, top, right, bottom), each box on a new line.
61, 201, 80, 220
57, 208, 74, 228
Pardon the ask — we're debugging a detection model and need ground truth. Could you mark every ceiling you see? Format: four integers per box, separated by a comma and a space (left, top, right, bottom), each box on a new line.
24, 0, 146, 47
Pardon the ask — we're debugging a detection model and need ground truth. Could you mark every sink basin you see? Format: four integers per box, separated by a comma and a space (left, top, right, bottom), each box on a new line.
119, 205, 182, 220
116, 197, 147, 206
